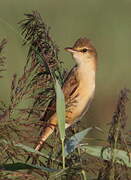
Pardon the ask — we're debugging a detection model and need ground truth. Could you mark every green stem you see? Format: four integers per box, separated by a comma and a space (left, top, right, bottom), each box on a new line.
81, 170, 87, 180
61, 139, 65, 169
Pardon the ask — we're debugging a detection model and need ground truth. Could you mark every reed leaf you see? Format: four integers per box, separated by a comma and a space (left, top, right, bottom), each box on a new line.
0, 162, 57, 172
80, 145, 131, 168
55, 79, 66, 168
64, 127, 92, 157
55, 79, 65, 140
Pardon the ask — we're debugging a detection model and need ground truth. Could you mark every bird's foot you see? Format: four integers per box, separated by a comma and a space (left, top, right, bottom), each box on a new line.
26, 153, 39, 165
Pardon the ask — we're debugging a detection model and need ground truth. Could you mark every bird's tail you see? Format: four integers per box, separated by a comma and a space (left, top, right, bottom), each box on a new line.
26, 121, 56, 163
35, 123, 56, 151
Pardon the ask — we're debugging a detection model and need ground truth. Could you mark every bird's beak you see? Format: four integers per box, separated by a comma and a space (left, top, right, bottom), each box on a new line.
64, 47, 76, 53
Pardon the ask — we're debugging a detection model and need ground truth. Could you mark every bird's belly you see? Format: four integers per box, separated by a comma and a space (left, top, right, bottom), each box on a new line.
66, 84, 95, 125
77, 89, 94, 114
49, 77, 95, 127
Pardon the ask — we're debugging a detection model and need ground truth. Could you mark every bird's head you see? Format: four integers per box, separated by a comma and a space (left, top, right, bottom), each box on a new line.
65, 37, 97, 65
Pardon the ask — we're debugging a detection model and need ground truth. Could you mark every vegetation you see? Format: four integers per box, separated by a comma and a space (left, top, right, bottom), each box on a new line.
0, 11, 130, 180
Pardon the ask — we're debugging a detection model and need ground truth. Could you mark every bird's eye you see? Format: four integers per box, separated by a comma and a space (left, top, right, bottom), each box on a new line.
81, 48, 88, 53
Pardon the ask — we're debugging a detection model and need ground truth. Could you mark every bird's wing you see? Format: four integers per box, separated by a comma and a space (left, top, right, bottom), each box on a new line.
40, 65, 79, 122
62, 65, 79, 100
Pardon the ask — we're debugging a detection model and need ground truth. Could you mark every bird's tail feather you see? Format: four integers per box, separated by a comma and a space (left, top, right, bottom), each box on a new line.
35, 124, 56, 151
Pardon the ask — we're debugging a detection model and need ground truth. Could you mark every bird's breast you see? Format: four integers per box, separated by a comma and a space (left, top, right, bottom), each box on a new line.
66, 66, 96, 124
76, 74, 95, 116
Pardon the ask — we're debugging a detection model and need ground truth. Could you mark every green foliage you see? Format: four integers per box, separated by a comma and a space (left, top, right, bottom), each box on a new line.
55, 79, 66, 168
0, 163, 57, 172
80, 145, 131, 168
14, 143, 49, 159
55, 79, 65, 141
64, 127, 92, 157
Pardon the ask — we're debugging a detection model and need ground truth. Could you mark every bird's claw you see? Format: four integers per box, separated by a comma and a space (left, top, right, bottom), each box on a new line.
26, 153, 39, 165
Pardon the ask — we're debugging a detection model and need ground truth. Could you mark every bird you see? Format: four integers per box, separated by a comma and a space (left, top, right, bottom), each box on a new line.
35, 37, 97, 151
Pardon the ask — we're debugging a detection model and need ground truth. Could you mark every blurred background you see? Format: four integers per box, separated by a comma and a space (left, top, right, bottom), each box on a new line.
0, 0, 131, 136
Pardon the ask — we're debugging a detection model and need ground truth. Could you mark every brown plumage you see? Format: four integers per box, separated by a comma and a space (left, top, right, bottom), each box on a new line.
73, 38, 95, 50
35, 37, 97, 151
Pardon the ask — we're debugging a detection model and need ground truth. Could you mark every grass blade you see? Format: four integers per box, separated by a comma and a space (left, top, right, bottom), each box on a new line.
64, 127, 92, 157
0, 163, 57, 172
55, 79, 65, 140
80, 145, 131, 168
14, 143, 49, 158
55, 79, 66, 168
